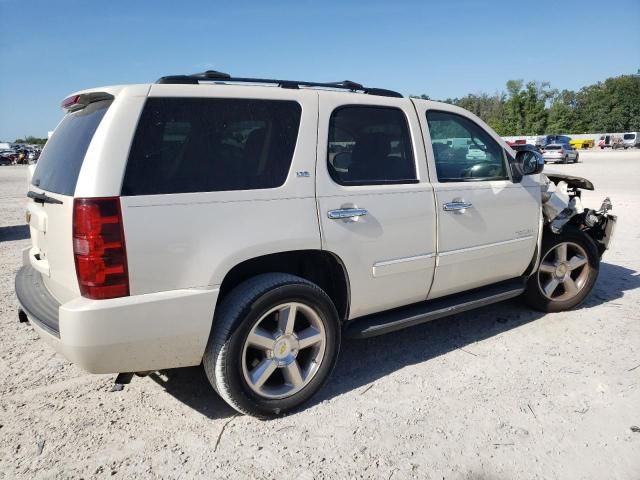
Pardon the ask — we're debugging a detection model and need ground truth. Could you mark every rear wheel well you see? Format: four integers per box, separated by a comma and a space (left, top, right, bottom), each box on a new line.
218, 250, 350, 322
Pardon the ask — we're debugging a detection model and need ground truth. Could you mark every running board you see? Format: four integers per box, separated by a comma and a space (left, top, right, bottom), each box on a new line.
345, 278, 526, 339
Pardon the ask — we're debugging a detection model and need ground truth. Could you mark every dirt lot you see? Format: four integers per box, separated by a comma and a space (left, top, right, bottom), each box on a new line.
1, 150, 639, 480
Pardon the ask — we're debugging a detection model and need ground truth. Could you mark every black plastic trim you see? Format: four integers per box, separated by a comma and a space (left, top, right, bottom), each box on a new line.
155, 71, 403, 98
15, 265, 61, 338
27, 190, 63, 205
345, 277, 525, 338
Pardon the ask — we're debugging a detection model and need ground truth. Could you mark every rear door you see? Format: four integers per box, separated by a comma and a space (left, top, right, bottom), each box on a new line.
413, 102, 540, 299
316, 93, 437, 319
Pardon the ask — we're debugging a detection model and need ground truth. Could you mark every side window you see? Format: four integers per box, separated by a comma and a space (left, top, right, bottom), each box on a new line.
328, 106, 417, 185
122, 98, 301, 195
426, 110, 508, 182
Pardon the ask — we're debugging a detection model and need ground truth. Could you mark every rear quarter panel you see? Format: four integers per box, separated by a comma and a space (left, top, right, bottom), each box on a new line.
120, 86, 321, 294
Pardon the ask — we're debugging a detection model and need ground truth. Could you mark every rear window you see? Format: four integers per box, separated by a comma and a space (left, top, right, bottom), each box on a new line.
122, 98, 302, 195
545, 145, 561, 150
31, 99, 112, 195
623, 133, 635, 140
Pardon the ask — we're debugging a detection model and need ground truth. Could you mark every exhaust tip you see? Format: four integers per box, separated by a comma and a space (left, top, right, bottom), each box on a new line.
18, 309, 28, 323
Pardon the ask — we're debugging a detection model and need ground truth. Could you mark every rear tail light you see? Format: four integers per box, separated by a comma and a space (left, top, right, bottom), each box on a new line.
73, 197, 129, 299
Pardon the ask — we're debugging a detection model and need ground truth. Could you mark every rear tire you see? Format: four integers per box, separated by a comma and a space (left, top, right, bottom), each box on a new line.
524, 227, 599, 312
562, 155, 569, 164
203, 273, 341, 419
574, 153, 579, 163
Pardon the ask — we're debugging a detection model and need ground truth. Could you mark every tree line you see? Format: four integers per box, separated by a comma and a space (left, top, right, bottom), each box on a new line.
412, 73, 640, 136
12, 136, 48, 146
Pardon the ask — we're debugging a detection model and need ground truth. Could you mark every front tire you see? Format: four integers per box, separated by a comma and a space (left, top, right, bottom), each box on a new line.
524, 227, 599, 312
203, 273, 341, 419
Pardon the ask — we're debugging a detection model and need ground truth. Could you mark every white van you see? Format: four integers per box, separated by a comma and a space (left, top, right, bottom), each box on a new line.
622, 132, 639, 148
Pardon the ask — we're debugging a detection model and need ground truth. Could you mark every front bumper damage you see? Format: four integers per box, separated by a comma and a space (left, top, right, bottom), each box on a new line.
540, 172, 616, 255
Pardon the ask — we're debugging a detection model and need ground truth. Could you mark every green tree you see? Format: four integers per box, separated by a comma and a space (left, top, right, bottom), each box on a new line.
14, 136, 47, 146
575, 75, 640, 132
393, 73, 639, 135
547, 89, 579, 133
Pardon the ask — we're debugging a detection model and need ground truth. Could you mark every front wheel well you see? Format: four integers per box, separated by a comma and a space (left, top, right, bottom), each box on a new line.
218, 250, 350, 322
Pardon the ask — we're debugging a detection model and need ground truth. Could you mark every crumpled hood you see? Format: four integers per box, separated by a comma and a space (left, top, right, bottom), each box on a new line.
543, 172, 594, 191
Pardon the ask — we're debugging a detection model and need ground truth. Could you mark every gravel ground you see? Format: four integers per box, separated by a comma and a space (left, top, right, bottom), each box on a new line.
1, 150, 639, 479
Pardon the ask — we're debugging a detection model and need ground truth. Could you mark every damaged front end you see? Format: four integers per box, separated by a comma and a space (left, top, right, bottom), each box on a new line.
541, 172, 617, 256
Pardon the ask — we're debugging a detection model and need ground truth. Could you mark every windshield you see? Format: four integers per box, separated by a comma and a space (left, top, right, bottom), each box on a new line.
31, 99, 112, 195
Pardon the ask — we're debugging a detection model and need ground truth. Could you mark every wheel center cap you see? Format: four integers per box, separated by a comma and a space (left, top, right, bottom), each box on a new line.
555, 263, 568, 278
272, 335, 299, 365
274, 339, 290, 358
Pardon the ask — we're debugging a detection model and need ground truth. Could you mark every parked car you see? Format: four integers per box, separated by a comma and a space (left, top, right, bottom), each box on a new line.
465, 144, 487, 160
15, 71, 616, 418
0, 149, 17, 165
543, 143, 579, 163
510, 143, 538, 153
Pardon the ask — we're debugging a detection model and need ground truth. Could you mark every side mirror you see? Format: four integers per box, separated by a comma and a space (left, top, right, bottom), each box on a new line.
515, 150, 544, 176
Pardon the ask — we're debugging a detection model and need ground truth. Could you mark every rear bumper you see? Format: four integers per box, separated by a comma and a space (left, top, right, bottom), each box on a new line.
15, 265, 218, 374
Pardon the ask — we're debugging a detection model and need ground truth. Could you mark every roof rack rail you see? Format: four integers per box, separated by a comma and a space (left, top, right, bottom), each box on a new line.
155, 70, 403, 98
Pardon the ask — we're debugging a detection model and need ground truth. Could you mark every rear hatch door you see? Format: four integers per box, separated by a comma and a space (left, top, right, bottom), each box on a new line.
27, 97, 113, 303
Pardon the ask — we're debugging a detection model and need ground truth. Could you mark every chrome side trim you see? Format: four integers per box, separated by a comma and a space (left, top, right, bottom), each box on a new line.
374, 253, 435, 268
439, 236, 534, 257
372, 253, 435, 278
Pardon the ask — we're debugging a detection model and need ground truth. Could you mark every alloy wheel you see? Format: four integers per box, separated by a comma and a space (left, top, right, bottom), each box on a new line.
241, 302, 326, 399
537, 242, 591, 301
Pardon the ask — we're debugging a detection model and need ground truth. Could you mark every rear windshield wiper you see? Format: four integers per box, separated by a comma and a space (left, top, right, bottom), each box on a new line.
27, 190, 63, 205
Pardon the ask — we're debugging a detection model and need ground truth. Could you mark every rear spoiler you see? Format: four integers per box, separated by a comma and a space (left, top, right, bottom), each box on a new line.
61, 92, 114, 113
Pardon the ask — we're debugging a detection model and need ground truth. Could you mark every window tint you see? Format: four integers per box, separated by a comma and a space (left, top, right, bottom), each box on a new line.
328, 106, 416, 185
31, 99, 112, 195
426, 110, 508, 182
122, 98, 302, 195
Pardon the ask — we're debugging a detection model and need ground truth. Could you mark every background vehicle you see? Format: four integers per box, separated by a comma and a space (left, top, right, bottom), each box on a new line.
542, 143, 579, 163
622, 132, 639, 148
598, 134, 625, 149
543, 134, 571, 147
569, 139, 594, 150
0, 149, 17, 164
15, 71, 615, 418
510, 143, 538, 153
465, 144, 487, 160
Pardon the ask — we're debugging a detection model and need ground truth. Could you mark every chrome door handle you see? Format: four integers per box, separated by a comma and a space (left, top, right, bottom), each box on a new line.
443, 201, 473, 212
327, 208, 368, 220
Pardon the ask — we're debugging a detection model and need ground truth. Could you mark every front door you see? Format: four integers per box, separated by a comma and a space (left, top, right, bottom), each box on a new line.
316, 95, 437, 319
413, 103, 540, 299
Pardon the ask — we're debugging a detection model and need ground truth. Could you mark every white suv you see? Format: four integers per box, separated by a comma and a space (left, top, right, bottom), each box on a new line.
15, 71, 616, 418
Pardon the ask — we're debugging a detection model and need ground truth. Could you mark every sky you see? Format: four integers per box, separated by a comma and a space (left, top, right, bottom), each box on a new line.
0, 0, 638, 141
